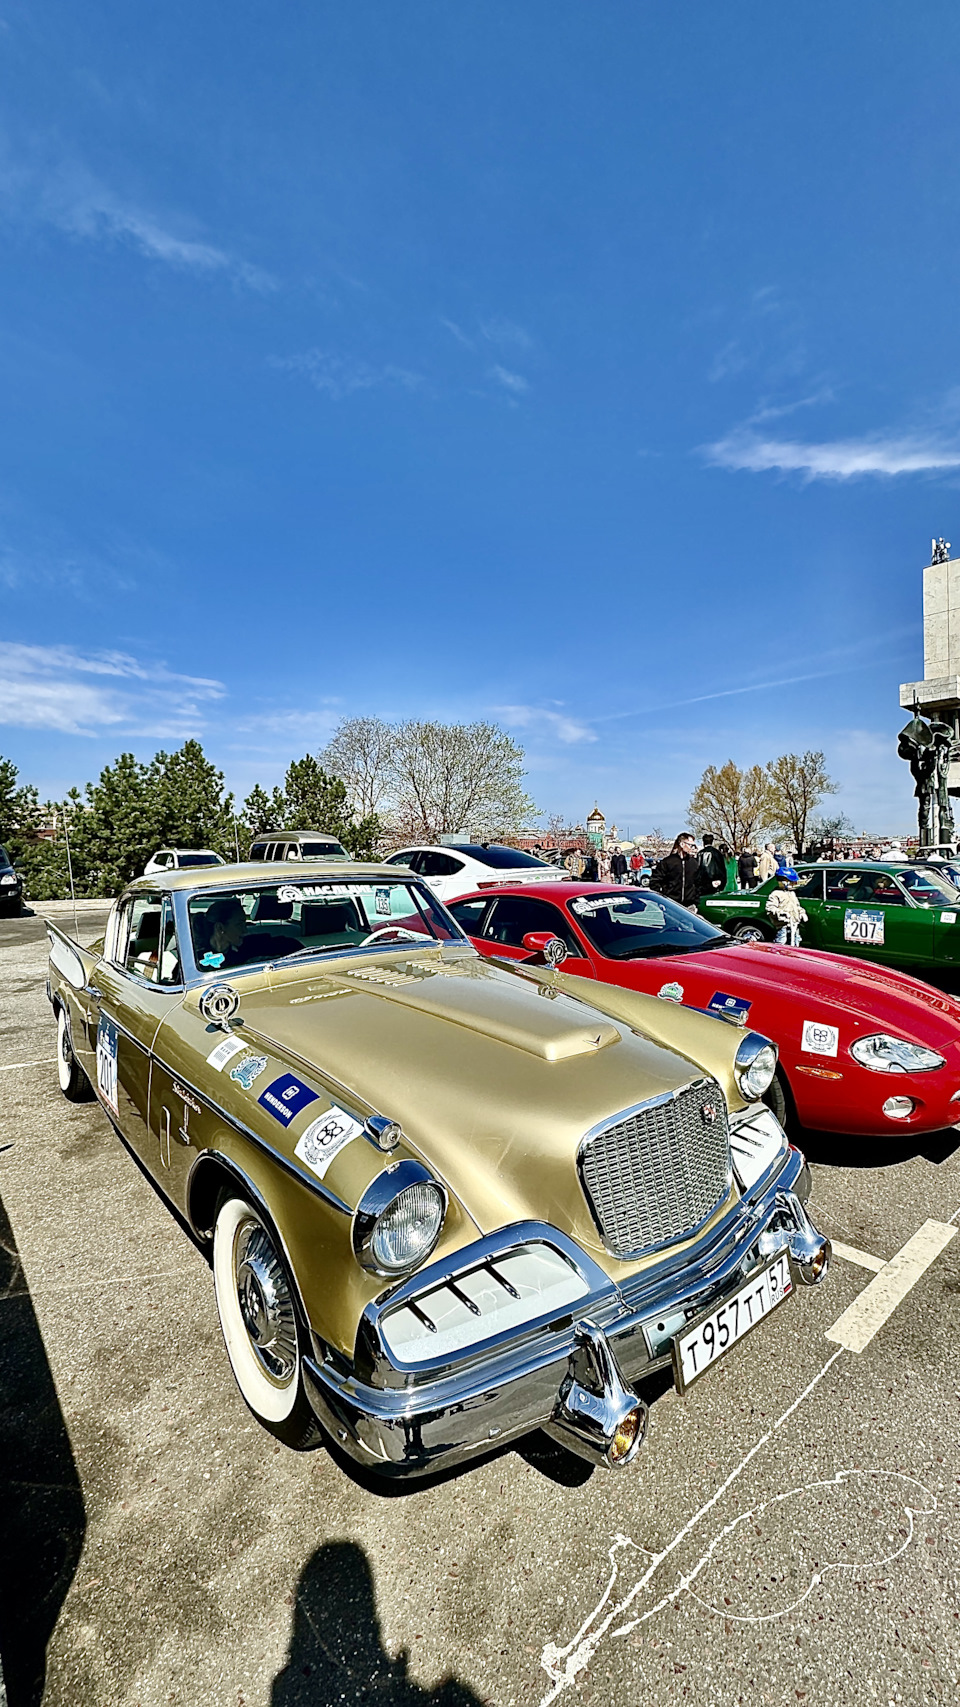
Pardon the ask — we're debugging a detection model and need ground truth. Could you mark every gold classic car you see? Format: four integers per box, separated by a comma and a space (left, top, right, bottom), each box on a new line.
46, 861, 830, 1478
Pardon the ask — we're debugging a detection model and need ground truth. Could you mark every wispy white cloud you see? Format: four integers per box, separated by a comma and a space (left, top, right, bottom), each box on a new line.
0, 148, 274, 289
481, 317, 532, 351
275, 349, 423, 400
489, 364, 529, 395
441, 318, 475, 349
0, 644, 224, 736
705, 429, 960, 480
234, 707, 341, 742
497, 704, 596, 744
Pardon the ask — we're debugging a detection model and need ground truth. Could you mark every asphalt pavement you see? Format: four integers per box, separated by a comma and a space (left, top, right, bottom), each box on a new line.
1, 906, 959, 1707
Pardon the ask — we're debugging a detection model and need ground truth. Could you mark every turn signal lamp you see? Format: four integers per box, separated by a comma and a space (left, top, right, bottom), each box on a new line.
609, 1405, 646, 1465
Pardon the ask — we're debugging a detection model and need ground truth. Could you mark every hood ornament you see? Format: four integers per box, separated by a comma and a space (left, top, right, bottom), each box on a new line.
199, 983, 240, 1028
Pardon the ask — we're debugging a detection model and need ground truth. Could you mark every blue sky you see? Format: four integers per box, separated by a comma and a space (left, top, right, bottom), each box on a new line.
1, 1, 957, 834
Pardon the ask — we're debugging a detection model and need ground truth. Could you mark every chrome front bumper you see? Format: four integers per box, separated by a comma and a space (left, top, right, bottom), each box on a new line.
302, 1145, 827, 1478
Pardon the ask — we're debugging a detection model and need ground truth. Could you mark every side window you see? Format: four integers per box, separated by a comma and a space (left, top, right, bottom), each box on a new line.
448, 897, 491, 936
250, 842, 267, 861
419, 851, 464, 878
401, 851, 426, 874
285, 845, 301, 861
157, 897, 182, 985
124, 894, 164, 982
794, 870, 824, 900
484, 896, 583, 954
824, 870, 861, 902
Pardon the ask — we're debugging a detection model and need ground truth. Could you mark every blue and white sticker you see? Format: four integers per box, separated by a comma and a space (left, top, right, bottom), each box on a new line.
96, 1015, 119, 1115
707, 991, 752, 1027
295, 1106, 364, 1178
658, 981, 684, 1002
375, 887, 391, 916
207, 1034, 247, 1071
843, 908, 884, 946
258, 1072, 320, 1126
230, 1053, 268, 1090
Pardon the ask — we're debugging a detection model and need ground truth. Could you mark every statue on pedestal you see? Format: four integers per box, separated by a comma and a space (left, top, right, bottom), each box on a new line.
930, 717, 956, 843
897, 712, 938, 844
931, 537, 952, 565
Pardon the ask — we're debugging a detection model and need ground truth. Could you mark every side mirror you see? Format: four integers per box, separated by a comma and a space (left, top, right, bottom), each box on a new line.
522, 931, 569, 966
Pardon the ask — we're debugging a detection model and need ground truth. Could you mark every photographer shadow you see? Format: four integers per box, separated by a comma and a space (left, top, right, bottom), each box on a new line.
272, 1541, 483, 1707
0, 1190, 86, 1707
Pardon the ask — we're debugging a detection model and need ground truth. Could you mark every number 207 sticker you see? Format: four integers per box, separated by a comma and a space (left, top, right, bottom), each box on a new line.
844, 907, 885, 945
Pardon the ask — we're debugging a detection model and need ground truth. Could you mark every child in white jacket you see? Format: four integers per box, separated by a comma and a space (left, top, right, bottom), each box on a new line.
765, 868, 807, 945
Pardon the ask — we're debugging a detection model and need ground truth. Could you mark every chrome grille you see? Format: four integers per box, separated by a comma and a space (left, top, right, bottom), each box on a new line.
579, 1081, 731, 1259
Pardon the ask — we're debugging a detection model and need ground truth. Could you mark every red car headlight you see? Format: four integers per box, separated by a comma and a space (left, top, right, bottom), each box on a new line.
850, 1034, 946, 1073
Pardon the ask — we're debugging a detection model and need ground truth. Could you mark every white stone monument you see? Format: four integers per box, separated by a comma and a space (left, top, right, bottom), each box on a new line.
899, 540, 960, 798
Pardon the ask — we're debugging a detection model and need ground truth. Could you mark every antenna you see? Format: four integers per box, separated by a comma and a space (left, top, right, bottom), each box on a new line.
233, 817, 241, 863
61, 801, 80, 942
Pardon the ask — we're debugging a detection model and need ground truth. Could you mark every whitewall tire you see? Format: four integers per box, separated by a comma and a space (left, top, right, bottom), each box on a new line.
56, 1005, 92, 1102
212, 1194, 322, 1448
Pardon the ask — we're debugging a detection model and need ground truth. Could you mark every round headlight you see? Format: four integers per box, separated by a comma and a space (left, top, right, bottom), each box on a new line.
371, 1182, 445, 1273
353, 1161, 447, 1275
850, 1033, 946, 1074
734, 1032, 778, 1101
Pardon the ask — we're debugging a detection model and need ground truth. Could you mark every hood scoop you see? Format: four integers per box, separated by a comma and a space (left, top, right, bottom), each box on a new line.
335, 959, 621, 1062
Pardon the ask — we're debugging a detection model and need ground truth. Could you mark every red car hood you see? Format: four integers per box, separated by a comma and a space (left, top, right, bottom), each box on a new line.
656, 941, 960, 1041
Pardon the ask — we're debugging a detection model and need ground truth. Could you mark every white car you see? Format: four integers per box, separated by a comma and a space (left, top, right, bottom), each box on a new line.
143, 848, 227, 876
383, 841, 565, 903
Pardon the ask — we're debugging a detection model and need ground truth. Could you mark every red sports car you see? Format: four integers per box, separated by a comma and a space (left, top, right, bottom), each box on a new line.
448, 882, 960, 1138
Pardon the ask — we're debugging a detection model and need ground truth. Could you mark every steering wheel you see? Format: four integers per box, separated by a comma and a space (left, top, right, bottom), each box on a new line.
360, 925, 424, 945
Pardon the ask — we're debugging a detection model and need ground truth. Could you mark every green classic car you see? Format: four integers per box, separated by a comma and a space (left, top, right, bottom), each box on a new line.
699, 861, 960, 970
46, 860, 830, 1479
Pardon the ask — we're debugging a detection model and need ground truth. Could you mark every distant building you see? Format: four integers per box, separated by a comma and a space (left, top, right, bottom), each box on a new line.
586, 805, 605, 848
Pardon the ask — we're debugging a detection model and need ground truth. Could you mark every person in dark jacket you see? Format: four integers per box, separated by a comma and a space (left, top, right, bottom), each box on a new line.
698, 834, 728, 895
610, 848, 628, 882
737, 847, 758, 890
649, 833, 702, 909
581, 852, 599, 881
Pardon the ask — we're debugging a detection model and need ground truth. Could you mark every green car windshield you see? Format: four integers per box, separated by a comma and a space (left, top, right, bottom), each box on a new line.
569, 889, 726, 959
897, 866, 959, 905
188, 876, 463, 972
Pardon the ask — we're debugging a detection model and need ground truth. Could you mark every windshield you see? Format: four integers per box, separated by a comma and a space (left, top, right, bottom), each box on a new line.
451, 844, 554, 870
568, 889, 726, 959
898, 866, 960, 904
297, 840, 348, 858
177, 852, 224, 868
187, 877, 463, 972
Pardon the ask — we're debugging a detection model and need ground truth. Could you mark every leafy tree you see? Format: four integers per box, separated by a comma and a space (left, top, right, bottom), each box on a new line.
0, 757, 43, 859
244, 756, 381, 860
241, 784, 274, 845
389, 721, 536, 841
765, 751, 837, 855
689, 761, 774, 851
69, 753, 155, 894
149, 740, 236, 859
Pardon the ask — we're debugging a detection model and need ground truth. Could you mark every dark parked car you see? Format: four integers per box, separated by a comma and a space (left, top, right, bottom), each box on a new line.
0, 844, 23, 915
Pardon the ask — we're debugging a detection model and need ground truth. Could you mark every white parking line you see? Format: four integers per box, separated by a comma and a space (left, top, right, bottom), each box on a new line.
0, 1058, 56, 1071
830, 1240, 885, 1273
826, 1219, 956, 1354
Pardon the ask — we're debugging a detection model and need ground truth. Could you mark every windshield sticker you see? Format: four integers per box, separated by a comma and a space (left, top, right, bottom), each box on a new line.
96, 1015, 119, 1115
295, 1106, 364, 1179
200, 951, 225, 968
376, 887, 391, 916
658, 981, 684, 1002
230, 1053, 268, 1090
843, 908, 885, 945
258, 1072, 320, 1126
572, 896, 633, 916
206, 1034, 247, 1071
707, 992, 752, 1027
278, 882, 375, 904
801, 1019, 839, 1057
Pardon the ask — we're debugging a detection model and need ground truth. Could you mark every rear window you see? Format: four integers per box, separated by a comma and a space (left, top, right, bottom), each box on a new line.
450, 844, 553, 870
177, 852, 224, 868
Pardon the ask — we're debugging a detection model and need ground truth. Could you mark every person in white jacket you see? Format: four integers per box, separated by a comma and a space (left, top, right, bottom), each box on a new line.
765, 868, 807, 945
756, 843, 778, 884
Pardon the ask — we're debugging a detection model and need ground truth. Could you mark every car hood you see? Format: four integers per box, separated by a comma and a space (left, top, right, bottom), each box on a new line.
231, 946, 731, 1253
677, 941, 960, 1039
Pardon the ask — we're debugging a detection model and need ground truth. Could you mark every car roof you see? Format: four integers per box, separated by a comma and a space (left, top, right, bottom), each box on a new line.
797, 860, 925, 872
451, 881, 636, 900
126, 859, 415, 893
250, 830, 345, 841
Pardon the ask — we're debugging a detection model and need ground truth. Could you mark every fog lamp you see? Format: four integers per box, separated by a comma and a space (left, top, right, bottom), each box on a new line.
882, 1095, 916, 1120
609, 1405, 646, 1465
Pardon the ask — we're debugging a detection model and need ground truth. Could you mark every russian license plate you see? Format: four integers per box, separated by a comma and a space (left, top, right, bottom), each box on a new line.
672, 1254, 792, 1392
